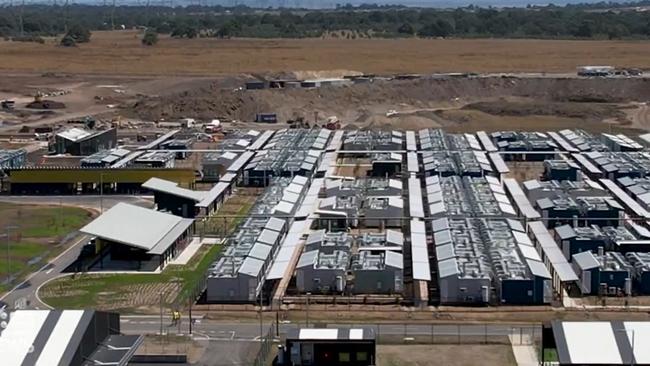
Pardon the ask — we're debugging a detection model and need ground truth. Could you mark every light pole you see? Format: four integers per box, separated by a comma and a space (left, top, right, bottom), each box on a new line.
306, 292, 311, 327
259, 293, 263, 344
99, 173, 106, 214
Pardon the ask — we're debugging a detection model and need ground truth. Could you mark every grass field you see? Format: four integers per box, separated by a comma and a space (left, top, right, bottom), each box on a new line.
40, 192, 255, 311
377, 345, 517, 366
40, 243, 222, 311
0, 203, 92, 292
0, 31, 649, 75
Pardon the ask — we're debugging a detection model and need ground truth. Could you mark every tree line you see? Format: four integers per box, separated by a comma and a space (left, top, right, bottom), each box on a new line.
0, 3, 649, 41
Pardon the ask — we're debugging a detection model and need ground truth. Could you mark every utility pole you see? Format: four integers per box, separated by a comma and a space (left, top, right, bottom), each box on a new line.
188, 296, 192, 335
259, 294, 263, 344
64, 0, 69, 34
305, 292, 311, 327
99, 173, 105, 214
111, 0, 116, 30
19, 0, 25, 37
159, 293, 164, 336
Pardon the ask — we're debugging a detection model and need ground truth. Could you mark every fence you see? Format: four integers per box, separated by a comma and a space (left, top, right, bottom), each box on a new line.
252, 322, 277, 366
279, 322, 541, 346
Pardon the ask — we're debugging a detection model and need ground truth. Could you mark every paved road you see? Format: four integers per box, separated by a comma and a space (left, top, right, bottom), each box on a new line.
120, 316, 537, 341
0, 234, 89, 309
0, 195, 153, 211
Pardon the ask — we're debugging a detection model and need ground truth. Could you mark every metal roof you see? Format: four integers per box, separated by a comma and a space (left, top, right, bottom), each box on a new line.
80, 203, 192, 255
142, 177, 205, 201
503, 178, 541, 219
197, 182, 230, 208
552, 321, 637, 365
526, 259, 551, 279
555, 224, 577, 240
573, 250, 600, 270
56, 127, 92, 142
257, 229, 281, 246
239, 257, 265, 277
265, 217, 286, 233
0, 310, 143, 366
408, 177, 424, 218
410, 219, 431, 281
248, 243, 273, 261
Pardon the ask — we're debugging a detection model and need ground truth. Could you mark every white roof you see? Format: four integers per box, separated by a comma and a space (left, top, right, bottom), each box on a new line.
143, 177, 205, 201
57, 128, 92, 142
274, 201, 295, 215
80, 203, 192, 254
0, 310, 50, 365
34, 310, 85, 366
562, 322, 622, 364
623, 322, 650, 364
299, 329, 338, 340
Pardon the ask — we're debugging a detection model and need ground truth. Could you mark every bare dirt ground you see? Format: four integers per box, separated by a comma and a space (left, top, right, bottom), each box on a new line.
377, 345, 517, 366
1, 31, 650, 134
130, 76, 650, 133
1, 31, 649, 75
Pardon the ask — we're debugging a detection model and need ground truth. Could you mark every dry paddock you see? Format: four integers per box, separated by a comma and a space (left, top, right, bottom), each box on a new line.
1, 31, 650, 75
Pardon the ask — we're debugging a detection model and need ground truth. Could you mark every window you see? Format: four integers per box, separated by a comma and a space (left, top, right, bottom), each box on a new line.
376, 281, 383, 290
527, 290, 533, 297
339, 352, 350, 362
357, 352, 368, 361
460, 287, 467, 292
314, 278, 321, 284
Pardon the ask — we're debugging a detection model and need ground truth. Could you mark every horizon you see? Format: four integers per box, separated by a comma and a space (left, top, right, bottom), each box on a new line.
0, 0, 642, 9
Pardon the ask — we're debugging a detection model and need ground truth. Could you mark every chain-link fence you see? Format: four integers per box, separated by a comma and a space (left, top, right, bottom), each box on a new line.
279, 322, 541, 346
252, 322, 277, 366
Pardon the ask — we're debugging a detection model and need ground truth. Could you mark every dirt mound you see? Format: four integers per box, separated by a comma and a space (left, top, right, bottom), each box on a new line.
26, 99, 66, 109
463, 100, 624, 121
129, 77, 650, 127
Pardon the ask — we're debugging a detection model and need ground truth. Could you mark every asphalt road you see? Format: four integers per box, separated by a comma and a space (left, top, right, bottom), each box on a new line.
0, 194, 153, 211
120, 316, 538, 341
121, 317, 539, 366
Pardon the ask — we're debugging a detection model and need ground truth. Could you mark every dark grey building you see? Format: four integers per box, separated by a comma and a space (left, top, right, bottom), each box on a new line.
53, 128, 117, 156
0, 309, 142, 366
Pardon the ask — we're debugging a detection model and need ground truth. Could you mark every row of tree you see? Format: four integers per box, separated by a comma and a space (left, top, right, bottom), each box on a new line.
0, 3, 649, 40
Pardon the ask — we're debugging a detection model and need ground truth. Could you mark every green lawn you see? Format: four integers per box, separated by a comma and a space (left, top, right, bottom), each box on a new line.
0, 203, 92, 293
40, 192, 255, 312
541, 348, 559, 362
0, 203, 91, 238
41, 239, 223, 311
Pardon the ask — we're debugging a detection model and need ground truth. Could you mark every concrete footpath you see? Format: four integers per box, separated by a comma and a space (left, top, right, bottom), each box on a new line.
509, 334, 539, 366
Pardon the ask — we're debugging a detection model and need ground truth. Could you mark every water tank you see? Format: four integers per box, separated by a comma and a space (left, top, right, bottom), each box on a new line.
277, 345, 285, 365
625, 278, 632, 295
481, 286, 489, 303
336, 276, 344, 292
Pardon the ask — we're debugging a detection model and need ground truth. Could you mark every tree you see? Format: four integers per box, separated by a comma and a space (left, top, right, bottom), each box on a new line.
573, 20, 593, 38
65, 24, 91, 43
142, 29, 158, 45
60, 34, 76, 47
397, 22, 414, 35
171, 24, 198, 39
418, 19, 453, 37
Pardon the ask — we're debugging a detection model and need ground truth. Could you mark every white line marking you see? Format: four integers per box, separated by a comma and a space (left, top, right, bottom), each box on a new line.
1, 235, 88, 303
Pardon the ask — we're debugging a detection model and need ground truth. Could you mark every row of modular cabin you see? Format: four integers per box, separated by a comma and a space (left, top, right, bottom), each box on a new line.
5, 167, 195, 195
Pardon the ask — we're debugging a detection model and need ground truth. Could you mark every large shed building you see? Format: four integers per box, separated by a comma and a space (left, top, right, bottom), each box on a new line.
80, 203, 194, 271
